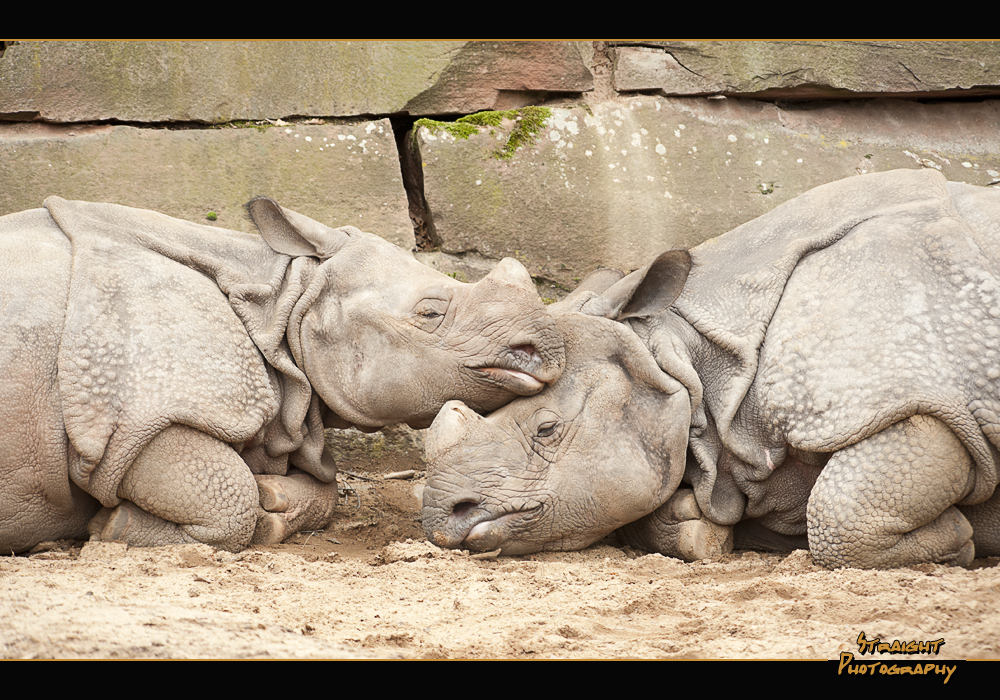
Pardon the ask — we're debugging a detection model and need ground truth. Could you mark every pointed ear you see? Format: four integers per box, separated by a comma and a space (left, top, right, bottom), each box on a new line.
581, 249, 691, 320
246, 196, 352, 258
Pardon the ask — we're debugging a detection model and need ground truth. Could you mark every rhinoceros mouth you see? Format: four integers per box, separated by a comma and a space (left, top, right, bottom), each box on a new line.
471, 366, 546, 395
458, 508, 541, 552
467, 343, 559, 396
425, 501, 541, 552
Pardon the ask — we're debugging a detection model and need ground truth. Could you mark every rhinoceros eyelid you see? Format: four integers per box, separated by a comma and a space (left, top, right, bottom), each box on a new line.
412, 297, 449, 312
410, 297, 451, 331
535, 421, 559, 439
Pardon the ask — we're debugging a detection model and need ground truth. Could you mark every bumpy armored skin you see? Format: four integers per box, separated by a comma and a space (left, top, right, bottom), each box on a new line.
423, 169, 1000, 569
0, 197, 564, 554
807, 415, 975, 569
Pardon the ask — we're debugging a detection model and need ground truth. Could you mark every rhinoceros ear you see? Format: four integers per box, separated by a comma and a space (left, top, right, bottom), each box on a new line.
581, 249, 691, 320
564, 267, 626, 305
246, 196, 352, 258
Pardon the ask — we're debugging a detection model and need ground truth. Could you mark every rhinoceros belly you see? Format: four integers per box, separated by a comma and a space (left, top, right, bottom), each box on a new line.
0, 209, 99, 552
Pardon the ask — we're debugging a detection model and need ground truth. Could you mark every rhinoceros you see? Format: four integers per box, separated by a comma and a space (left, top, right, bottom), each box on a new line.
0, 196, 564, 554
423, 168, 1000, 570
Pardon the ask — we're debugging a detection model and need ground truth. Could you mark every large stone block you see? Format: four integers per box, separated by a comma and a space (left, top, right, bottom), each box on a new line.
613, 41, 1000, 99
0, 41, 593, 123
415, 96, 1000, 286
0, 119, 412, 247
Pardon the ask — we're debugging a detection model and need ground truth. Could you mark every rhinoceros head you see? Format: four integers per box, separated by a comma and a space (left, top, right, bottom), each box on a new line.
422, 250, 694, 554
247, 197, 565, 429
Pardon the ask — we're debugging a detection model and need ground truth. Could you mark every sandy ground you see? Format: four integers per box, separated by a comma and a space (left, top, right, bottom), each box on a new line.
3, 434, 999, 660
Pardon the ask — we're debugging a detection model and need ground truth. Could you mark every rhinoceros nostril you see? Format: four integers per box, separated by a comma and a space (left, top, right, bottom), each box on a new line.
509, 344, 539, 361
451, 500, 478, 519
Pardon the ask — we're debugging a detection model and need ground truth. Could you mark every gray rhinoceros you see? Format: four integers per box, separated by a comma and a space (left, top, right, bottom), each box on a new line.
0, 196, 564, 554
423, 168, 1000, 570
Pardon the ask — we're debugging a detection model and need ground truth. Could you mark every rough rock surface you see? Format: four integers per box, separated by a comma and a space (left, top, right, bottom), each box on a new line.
0, 120, 412, 247
0, 41, 594, 123
416, 95, 1000, 285
612, 41, 1000, 99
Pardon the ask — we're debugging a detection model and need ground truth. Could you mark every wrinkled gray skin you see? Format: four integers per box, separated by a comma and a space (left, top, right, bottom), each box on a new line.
0, 196, 564, 554
424, 169, 1000, 569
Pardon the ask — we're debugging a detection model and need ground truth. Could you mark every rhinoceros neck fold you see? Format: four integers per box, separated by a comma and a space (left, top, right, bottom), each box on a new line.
44, 197, 333, 502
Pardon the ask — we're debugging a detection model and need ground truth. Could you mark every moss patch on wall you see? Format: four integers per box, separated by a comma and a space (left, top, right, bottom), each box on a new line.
415, 106, 552, 160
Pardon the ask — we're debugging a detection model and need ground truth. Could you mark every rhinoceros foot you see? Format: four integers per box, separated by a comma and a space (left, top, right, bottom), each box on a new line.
251, 471, 339, 545
959, 487, 1000, 558
88, 501, 226, 549
252, 513, 290, 546
615, 488, 734, 561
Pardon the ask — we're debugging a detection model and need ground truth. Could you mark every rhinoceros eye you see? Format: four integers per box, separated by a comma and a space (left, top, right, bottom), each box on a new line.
530, 419, 562, 459
536, 422, 557, 438
411, 298, 449, 332
529, 411, 561, 451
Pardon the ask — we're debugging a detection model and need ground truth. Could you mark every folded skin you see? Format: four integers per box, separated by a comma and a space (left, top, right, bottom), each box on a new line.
0, 197, 565, 553
423, 170, 1000, 569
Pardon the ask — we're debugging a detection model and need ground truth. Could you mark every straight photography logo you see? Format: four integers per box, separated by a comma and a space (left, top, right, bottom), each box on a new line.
836, 631, 956, 683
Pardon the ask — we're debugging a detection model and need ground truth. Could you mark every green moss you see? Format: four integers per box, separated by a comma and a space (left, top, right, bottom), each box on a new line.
458, 111, 508, 128
206, 211, 218, 221
222, 120, 270, 132
416, 106, 553, 161
414, 118, 480, 140
492, 106, 552, 160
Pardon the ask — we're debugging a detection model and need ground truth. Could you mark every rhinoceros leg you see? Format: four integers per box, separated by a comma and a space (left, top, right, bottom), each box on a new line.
251, 471, 339, 545
958, 488, 1000, 557
616, 488, 734, 560
90, 424, 259, 551
806, 414, 975, 569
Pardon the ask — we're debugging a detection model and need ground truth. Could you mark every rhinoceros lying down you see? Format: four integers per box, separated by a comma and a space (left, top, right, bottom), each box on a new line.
0, 196, 564, 554
423, 168, 1000, 570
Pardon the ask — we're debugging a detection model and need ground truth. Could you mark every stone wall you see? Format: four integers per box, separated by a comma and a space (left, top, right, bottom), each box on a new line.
3, 40, 999, 294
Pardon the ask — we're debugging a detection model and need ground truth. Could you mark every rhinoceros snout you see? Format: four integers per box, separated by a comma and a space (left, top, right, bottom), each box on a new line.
423, 497, 482, 549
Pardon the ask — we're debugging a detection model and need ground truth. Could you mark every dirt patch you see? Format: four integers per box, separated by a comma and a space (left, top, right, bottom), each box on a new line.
3, 440, 999, 659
